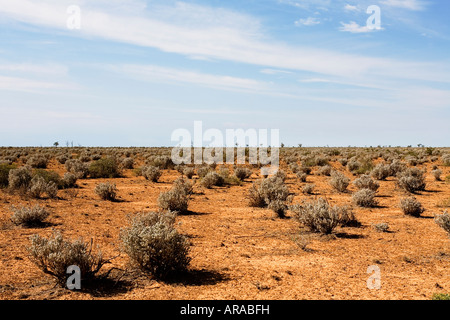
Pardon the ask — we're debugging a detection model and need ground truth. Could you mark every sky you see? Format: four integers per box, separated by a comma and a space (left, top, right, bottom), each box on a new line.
0, 0, 449, 147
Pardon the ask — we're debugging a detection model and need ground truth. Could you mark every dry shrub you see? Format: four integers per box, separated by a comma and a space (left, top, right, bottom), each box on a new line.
26, 156, 49, 169
94, 182, 117, 201
435, 211, 450, 237
397, 168, 426, 193
353, 174, 379, 192
65, 159, 89, 179
120, 211, 190, 279
29, 176, 58, 199
302, 184, 315, 195
142, 166, 162, 182
10, 205, 50, 227
234, 167, 252, 180
400, 197, 424, 217
352, 188, 377, 207
28, 231, 108, 286
371, 163, 391, 181
329, 171, 350, 193
201, 171, 224, 189
290, 198, 340, 234
248, 176, 292, 218
432, 169, 442, 181
158, 179, 191, 213
8, 166, 32, 191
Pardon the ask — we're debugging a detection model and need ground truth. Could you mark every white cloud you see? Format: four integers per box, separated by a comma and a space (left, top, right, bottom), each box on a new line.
339, 21, 373, 33
380, 0, 427, 11
0, 75, 72, 92
344, 4, 360, 12
106, 64, 270, 94
295, 17, 321, 26
0, 0, 446, 86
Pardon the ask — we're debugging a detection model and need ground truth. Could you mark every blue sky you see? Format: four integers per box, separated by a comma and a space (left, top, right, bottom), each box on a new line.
0, 0, 449, 147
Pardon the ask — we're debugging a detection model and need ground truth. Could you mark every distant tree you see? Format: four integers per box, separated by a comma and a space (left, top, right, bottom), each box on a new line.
53, 142, 59, 147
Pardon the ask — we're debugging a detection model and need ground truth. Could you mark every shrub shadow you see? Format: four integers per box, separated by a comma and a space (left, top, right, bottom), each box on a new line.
164, 268, 229, 287
334, 232, 366, 239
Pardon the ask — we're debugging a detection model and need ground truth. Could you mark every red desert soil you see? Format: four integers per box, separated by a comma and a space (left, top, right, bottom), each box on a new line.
0, 159, 449, 300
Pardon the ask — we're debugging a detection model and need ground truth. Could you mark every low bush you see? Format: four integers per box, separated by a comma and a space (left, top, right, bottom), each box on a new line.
371, 163, 391, 181
8, 166, 32, 191
234, 167, 252, 181
400, 197, 424, 217
201, 171, 224, 189
142, 166, 162, 182
248, 176, 291, 218
10, 205, 50, 227
435, 211, 450, 237
0, 163, 16, 188
28, 231, 108, 286
397, 168, 426, 193
290, 198, 340, 234
26, 156, 49, 169
89, 157, 121, 179
329, 171, 350, 193
120, 211, 190, 279
302, 184, 315, 195
352, 188, 377, 207
65, 159, 89, 179
158, 180, 191, 213
94, 182, 118, 201
29, 176, 58, 199
353, 174, 379, 192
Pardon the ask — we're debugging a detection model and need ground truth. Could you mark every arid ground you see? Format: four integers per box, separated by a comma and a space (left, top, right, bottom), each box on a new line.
0, 147, 449, 300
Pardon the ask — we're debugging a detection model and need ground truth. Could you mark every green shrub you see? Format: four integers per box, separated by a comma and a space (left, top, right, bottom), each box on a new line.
0, 163, 17, 188
432, 293, 450, 300
89, 157, 121, 179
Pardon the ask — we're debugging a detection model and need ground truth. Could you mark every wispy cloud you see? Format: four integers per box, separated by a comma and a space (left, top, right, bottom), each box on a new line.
380, 0, 428, 11
339, 21, 373, 33
0, 0, 445, 85
295, 17, 321, 26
